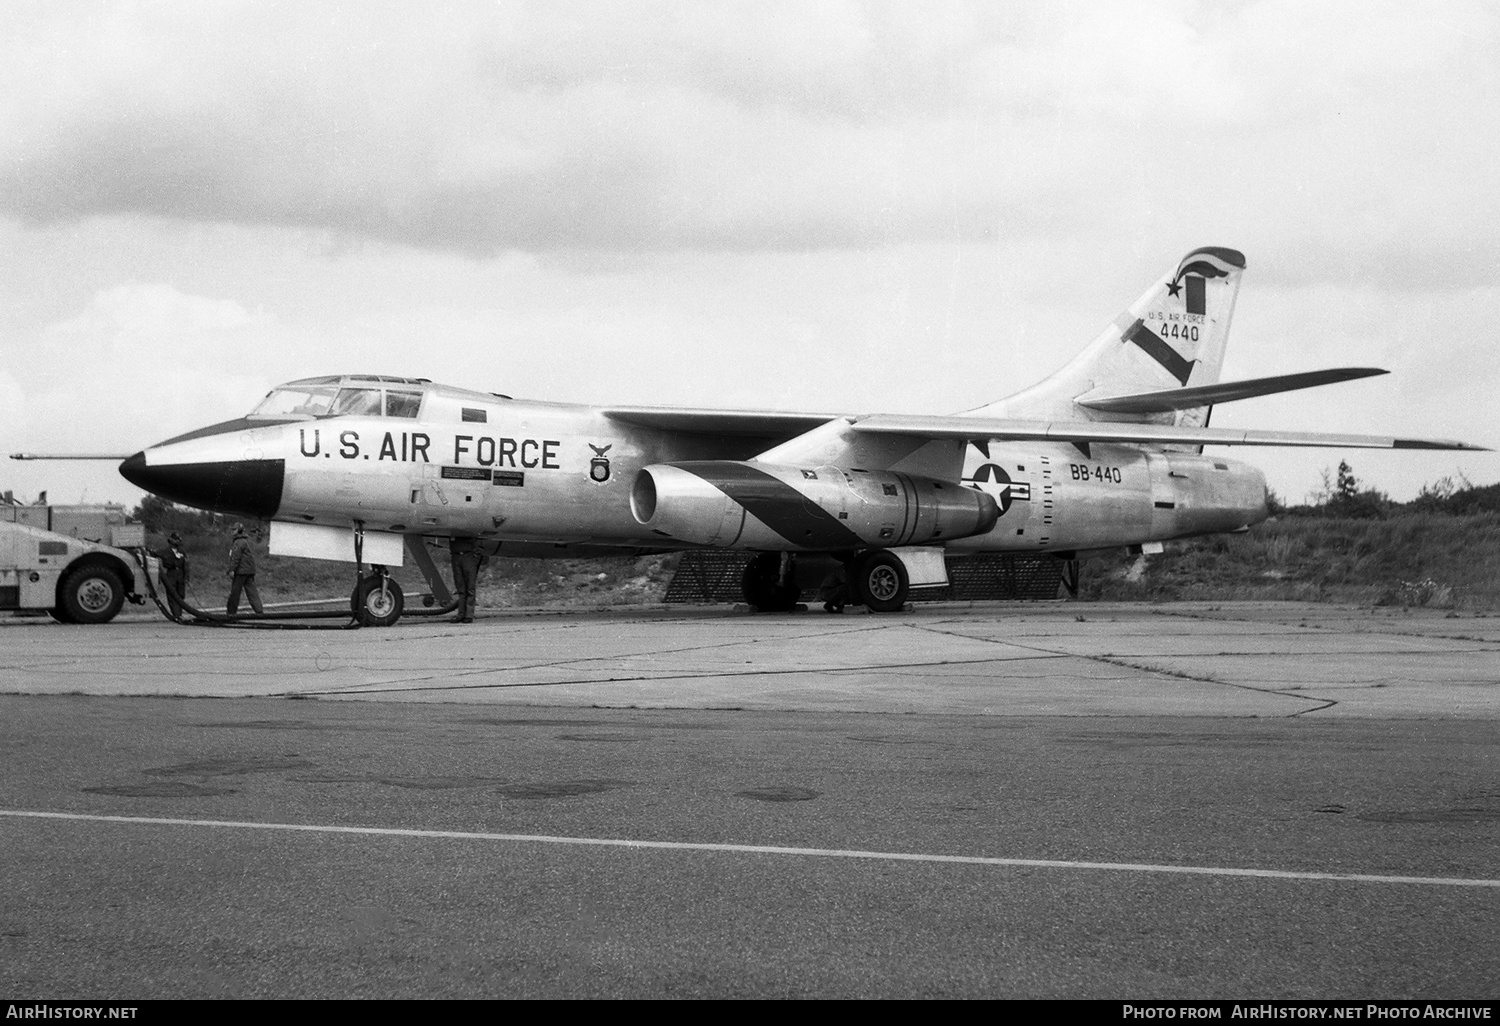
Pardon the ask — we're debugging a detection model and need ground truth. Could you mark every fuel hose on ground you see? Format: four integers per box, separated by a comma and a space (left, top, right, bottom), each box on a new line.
133, 532, 458, 630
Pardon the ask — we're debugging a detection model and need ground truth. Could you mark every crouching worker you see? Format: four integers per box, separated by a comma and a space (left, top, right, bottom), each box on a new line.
226, 523, 265, 616
819, 564, 849, 614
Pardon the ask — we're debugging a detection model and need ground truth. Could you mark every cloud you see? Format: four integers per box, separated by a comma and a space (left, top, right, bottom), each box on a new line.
1, 0, 1495, 275
1, 1, 1017, 251
49, 283, 261, 340
1, 1, 1497, 512
12, 283, 280, 452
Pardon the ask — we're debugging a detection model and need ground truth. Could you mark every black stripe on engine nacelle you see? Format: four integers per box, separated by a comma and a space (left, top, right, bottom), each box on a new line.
672, 461, 864, 549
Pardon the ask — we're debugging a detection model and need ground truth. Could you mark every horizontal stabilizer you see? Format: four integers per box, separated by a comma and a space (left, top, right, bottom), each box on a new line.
849, 414, 1488, 451
1075, 368, 1388, 414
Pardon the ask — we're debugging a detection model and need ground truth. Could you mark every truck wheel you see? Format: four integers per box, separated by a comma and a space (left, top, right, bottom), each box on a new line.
60, 565, 126, 624
855, 551, 908, 613
353, 576, 404, 627
741, 553, 799, 612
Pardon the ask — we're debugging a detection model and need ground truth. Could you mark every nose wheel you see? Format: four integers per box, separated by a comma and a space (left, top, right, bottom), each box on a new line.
352, 574, 404, 626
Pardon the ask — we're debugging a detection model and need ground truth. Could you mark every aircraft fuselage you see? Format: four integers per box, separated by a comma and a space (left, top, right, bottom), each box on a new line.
119, 378, 1269, 558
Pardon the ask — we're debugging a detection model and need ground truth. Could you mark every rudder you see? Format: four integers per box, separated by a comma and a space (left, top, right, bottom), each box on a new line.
1136, 246, 1247, 429
972, 246, 1247, 425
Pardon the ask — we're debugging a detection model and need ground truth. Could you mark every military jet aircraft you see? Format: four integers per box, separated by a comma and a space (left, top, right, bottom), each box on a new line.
109, 246, 1484, 624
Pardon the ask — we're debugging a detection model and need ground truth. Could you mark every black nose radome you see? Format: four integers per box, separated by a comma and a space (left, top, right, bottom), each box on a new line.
118, 452, 148, 488
120, 452, 284, 519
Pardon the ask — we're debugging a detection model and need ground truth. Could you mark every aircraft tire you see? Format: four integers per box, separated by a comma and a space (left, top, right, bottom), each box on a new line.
353, 576, 404, 627
59, 565, 126, 625
741, 553, 799, 613
855, 551, 908, 613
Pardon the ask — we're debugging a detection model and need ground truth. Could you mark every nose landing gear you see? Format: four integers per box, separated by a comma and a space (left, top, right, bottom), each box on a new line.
351, 564, 404, 627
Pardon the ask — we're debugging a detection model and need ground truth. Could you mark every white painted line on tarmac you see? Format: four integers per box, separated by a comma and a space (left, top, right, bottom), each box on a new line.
5, 809, 1497, 888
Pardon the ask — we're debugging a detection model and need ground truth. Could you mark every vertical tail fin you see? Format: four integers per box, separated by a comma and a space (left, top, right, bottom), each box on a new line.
972, 246, 1247, 426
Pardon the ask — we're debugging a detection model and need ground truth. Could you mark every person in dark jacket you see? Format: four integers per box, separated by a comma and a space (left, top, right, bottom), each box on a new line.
226, 523, 264, 615
449, 536, 485, 623
818, 563, 849, 614
158, 531, 190, 618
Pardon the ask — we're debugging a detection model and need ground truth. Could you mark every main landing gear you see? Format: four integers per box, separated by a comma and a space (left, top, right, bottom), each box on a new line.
850, 551, 908, 613
741, 551, 911, 614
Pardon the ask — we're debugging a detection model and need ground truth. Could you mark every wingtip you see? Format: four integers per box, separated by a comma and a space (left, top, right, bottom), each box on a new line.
1391, 439, 1491, 451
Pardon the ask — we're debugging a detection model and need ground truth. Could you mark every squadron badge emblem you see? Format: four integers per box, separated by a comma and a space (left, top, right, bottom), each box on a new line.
589, 443, 612, 483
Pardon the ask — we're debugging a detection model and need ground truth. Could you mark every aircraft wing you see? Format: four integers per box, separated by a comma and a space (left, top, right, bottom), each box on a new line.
848, 414, 1488, 451
603, 406, 836, 437
1074, 368, 1388, 414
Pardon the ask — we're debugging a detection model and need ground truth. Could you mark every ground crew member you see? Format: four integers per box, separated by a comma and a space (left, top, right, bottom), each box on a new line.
450, 536, 485, 623
158, 531, 190, 619
819, 563, 849, 614
226, 523, 265, 616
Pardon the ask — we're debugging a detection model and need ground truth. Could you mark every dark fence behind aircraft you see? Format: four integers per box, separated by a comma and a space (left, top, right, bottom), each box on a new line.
664, 551, 1065, 604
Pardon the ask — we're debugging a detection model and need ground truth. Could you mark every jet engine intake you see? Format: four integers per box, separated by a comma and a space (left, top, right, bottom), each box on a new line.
631, 461, 998, 550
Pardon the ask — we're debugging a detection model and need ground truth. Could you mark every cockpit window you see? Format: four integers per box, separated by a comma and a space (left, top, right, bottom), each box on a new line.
250, 382, 427, 419
385, 390, 422, 418
331, 388, 383, 417
249, 384, 338, 418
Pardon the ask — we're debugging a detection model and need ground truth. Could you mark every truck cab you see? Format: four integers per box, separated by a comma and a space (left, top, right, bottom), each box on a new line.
0, 502, 158, 624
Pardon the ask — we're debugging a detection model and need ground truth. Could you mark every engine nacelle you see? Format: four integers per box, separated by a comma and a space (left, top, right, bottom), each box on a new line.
631, 461, 999, 551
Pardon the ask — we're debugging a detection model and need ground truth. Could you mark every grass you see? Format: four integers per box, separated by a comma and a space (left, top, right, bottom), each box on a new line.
1081, 512, 1500, 610
148, 512, 1500, 612
474, 553, 680, 609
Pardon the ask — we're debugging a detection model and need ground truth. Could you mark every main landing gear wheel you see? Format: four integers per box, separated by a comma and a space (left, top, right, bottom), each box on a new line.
60, 565, 126, 624
855, 551, 908, 613
741, 552, 799, 613
352, 575, 404, 627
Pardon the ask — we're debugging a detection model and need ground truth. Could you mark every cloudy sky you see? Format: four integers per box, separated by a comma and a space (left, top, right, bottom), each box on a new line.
4, 0, 1497, 509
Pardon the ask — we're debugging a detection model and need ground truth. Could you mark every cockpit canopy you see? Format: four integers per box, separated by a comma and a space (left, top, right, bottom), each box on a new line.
249, 375, 429, 420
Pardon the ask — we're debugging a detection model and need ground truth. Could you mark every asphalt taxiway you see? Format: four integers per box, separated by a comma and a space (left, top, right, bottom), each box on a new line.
1, 601, 1497, 998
